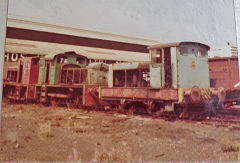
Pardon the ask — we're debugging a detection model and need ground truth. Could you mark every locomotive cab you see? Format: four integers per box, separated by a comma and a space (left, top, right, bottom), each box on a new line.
3, 57, 40, 101
36, 51, 108, 107
148, 42, 210, 89
5, 66, 18, 83
148, 42, 218, 118
38, 51, 88, 85
149, 46, 175, 88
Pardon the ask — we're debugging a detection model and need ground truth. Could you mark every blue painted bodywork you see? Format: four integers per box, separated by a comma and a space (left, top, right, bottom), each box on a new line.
177, 43, 210, 88
149, 42, 210, 88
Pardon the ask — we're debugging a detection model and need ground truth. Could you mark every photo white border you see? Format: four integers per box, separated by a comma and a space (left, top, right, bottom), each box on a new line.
0, 0, 9, 127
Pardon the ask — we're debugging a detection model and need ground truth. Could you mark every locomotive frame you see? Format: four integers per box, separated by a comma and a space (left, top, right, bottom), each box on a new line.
100, 42, 220, 118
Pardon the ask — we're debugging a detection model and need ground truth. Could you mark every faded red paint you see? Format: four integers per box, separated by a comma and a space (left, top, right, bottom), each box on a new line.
4, 57, 40, 101
20, 57, 40, 85
85, 85, 102, 106
191, 61, 196, 68
209, 57, 239, 90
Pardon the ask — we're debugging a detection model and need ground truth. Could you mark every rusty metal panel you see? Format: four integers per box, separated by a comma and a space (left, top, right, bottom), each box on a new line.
209, 57, 239, 90
101, 87, 178, 101
108, 64, 113, 87
21, 58, 31, 84
177, 44, 210, 88
29, 58, 39, 84
148, 89, 178, 100
49, 63, 57, 85
112, 88, 124, 98
20, 57, 39, 85
150, 65, 162, 88
120, 88, 148, 98
26, 85, 36, 99
38, 58, 46, 84
88, 69, 108, 85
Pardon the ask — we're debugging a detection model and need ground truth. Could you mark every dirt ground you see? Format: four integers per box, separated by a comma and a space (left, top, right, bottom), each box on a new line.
1, 101, 240, 162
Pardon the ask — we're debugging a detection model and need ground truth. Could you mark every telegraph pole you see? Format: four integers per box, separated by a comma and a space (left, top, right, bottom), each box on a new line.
233, 0, 240, 81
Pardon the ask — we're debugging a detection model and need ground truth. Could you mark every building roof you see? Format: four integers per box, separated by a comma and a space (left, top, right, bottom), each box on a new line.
5, 38, 150, 62
7, 14, 159, 46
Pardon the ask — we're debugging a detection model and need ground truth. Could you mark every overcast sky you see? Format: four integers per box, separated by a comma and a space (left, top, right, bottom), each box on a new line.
8, 0, 237, 49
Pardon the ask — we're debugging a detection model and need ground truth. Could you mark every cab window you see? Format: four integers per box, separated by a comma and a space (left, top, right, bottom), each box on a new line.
77, 57, 86, 64
32, 58, 39, 65
39, 60, 45, 67
180, 47, 188, 56
151, 49, 162, 64
57, 56, 67, 63
25, 61, 30, 68
197, 49, 207, 57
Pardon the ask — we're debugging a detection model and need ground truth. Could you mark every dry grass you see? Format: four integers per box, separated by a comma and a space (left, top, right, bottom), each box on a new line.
39, 123, 53, 140
220, 139, 240, 152
93, 142, 133, 162
17, 105, 24, 110
67, 120, 74, 127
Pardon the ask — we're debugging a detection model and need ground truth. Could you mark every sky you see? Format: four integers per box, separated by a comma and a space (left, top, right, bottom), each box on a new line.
8, 0, 237, 50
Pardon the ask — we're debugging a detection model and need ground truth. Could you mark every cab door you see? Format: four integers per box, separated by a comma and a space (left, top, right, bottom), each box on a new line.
163, 47, 172, 88
150, 49, 163, 88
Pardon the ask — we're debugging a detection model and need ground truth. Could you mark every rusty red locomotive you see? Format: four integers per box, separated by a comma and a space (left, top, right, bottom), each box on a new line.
3, 51, 108, 109
3, 57, 40, 102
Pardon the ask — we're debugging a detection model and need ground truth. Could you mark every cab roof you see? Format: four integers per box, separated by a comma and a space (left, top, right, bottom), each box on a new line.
148, 42, 210, 50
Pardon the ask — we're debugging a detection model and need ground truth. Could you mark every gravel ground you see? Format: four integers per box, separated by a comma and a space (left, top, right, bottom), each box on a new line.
0, 102, 240, 161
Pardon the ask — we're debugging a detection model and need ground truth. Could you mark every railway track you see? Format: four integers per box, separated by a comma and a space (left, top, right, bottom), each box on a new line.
5, 100, 240, 124
208, 114, 240, 124
153, 109, 240, 124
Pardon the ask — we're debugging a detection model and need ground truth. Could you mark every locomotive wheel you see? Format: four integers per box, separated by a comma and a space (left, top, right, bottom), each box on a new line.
73, 96, 81, 108
128, 105, 135, 116
129, 102, 148, 115
163, 111, 177, 121
179, 106, 189, 119
204, 101, 217, 118
117, 104, 125, 113
35, 96, 40, 104
136, 106, 147, 115
217, 100, 225, 110
7, 98, 14, 104
66, 100, 73, 109
51, 98, 59, 108
174, 106, 183, 118
146, 102, 155, 115
22, 91, 28, 104
6, 89, 14, 104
